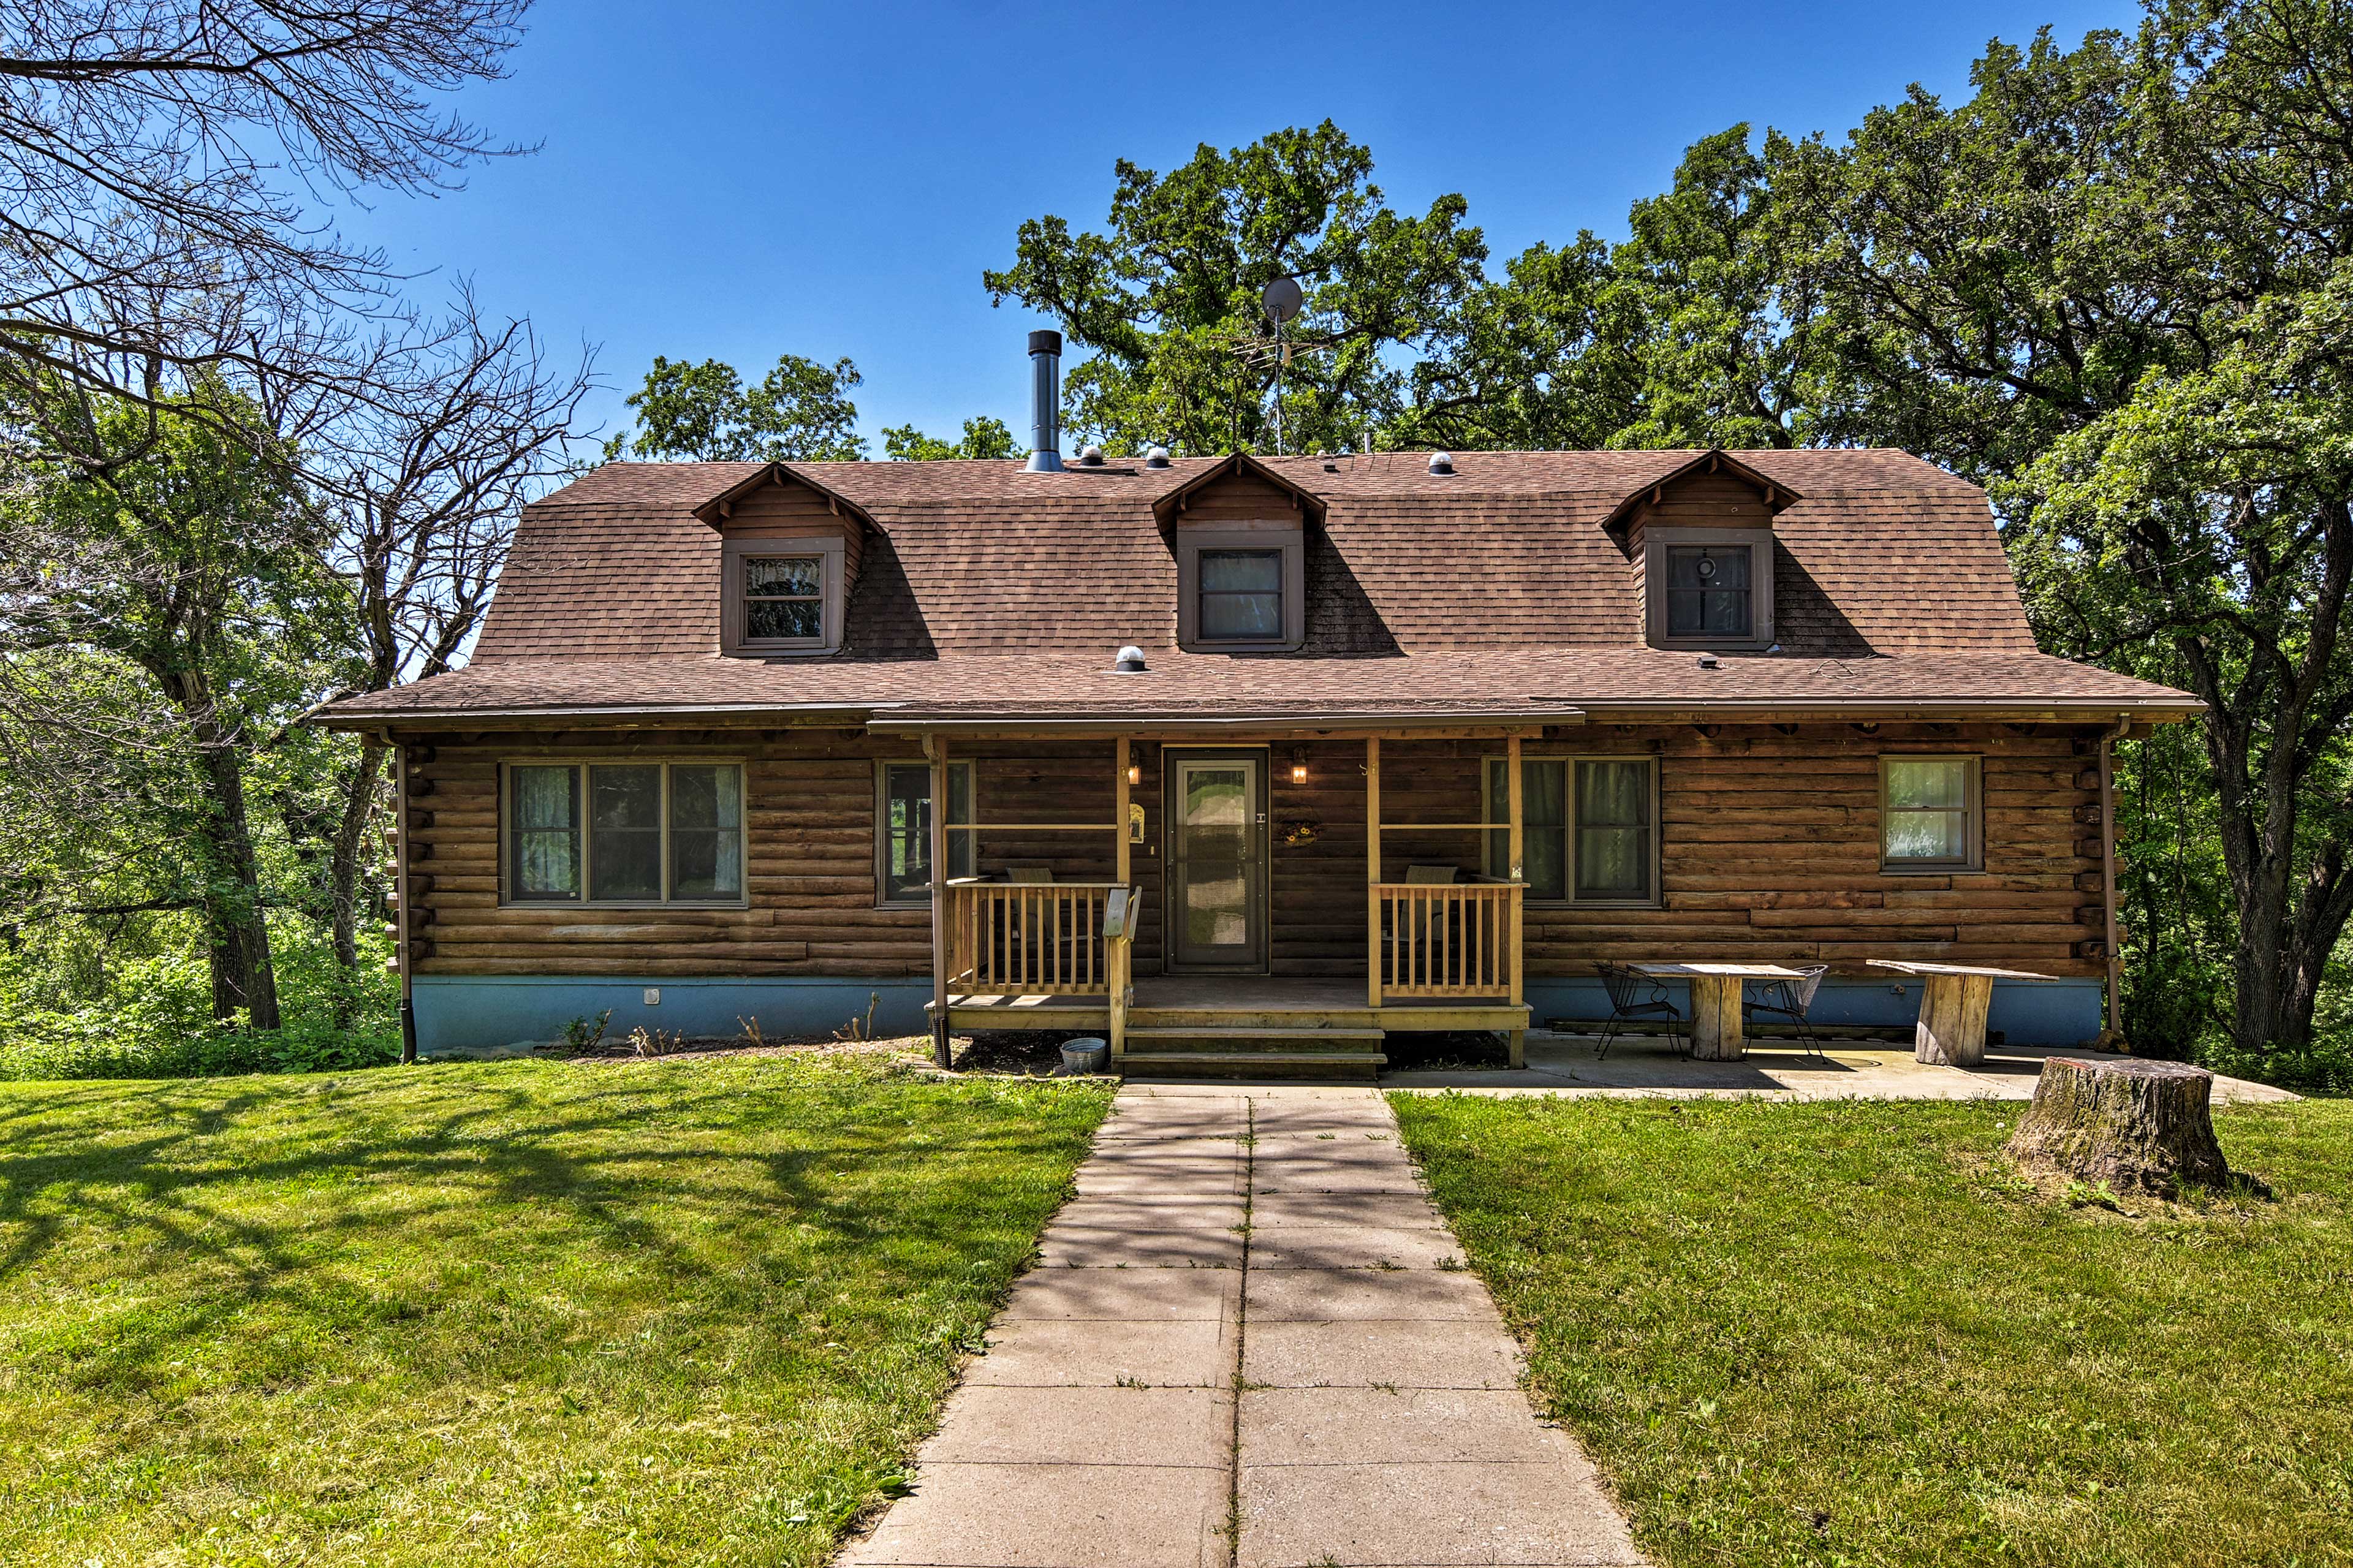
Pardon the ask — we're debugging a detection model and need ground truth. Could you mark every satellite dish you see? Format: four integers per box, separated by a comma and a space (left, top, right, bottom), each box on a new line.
1261, 275, 1304, 325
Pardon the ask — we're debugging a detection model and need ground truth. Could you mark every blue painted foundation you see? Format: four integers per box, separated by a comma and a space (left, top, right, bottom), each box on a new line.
414, 972, 2104, 1056
409, 975, 934, 1054
1523, 976, 2104, 1047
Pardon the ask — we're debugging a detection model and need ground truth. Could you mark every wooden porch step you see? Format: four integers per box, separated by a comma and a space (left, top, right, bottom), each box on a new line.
1124, 1026, 1386, 1048
1127, 1007, 1384, 1031
1121, 1049, 1387, 1083
1120, 1026, 1389, 1083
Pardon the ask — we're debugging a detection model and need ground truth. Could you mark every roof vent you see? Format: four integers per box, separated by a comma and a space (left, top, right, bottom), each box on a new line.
1696, 652, 1721, 670
1077, 444, 1105, 468
1144, 444, 1170, 469
1112, 644, 1148, 673
1427, 451, 1454, 475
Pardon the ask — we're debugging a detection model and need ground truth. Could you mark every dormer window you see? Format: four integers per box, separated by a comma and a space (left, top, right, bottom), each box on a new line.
745, 554, 823, 640
1200, 549, 1284, 641
1176, 529, 1305, 651
1643, 528, 1774, 651
1664, 544, 1752, 639
723, 534, 846, 656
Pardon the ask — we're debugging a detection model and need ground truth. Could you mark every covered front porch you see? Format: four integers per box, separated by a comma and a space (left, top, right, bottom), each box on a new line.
898, 725, 1545, 1078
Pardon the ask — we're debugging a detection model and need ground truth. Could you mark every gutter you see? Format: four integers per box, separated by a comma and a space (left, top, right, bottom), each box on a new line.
1569, 697, 2205, 721
865, 707, 1588, 737
313, 695, 2203, 733
310, 700, 889, 732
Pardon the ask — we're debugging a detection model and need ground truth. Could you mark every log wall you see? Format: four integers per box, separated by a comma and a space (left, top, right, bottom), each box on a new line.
396, 721, 2107, 982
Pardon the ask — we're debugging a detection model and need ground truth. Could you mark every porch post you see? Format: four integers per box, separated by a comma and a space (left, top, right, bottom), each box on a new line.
1506, 732, 1525, 1066
1366, 736, 1382, 1007
1110, 736, 1131, 1067
929, 735, 951, 1070
1115, 737, 1131, 887
1506, 733, 1525, 881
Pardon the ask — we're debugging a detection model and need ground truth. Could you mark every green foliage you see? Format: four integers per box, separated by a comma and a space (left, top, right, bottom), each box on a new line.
985, 121, 1488, 455
881, 414, 1023, 461
602, 352, 868, 462
0, 918, 398, 1080
0, 1053, 1112, 1564
1394, 1092, 2353, 1566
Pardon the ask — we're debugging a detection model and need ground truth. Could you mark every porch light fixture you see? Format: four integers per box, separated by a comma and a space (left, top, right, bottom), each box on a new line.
1290, 748, 1308, 784
1127, 761, 1141, 787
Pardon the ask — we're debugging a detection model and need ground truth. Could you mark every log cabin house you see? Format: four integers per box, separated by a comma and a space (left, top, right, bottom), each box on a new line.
317, 333, 2200, 1076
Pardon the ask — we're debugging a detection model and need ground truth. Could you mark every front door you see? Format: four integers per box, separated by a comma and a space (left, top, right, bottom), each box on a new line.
1165, 753, 1268, 972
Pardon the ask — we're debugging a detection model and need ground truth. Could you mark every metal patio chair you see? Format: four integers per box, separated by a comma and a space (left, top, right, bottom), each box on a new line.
1596, 961, 1684, 1061
1743, 963, 1831, 1056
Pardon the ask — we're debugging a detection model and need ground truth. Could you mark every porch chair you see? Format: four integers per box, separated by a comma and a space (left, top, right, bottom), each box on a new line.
1743, 963, 1831, 1056
1389, 863, 1463, 949
1594, 961, 1683, 1061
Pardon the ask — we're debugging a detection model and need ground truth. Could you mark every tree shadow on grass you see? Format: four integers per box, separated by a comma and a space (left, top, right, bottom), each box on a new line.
0, 1066, 1101, 1393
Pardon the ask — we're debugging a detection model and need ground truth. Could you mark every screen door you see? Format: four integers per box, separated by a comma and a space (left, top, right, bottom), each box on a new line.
1166, 754, 1268, 971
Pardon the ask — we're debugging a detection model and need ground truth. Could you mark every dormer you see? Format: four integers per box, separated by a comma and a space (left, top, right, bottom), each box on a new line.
1153, 454, 1325, 653
1605, 451, 1800, 653
694, 464, 876, 657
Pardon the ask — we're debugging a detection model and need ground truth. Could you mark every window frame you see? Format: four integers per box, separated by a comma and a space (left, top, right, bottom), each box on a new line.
1483, 754, 1664, 909
1642, 526, 1775, 651
722, 534, 846, 657
1877, 753, 1985, 873
874, 759, 976, 908
499, 757, 749, 908
1175, 526, 1306, 652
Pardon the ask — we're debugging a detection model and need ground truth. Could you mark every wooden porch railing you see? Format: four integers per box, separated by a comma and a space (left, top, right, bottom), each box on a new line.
945, 881, 1123, 996
1373, 881, 1523, 1000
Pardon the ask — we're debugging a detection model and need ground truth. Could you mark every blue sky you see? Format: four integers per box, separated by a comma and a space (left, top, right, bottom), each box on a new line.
338, 0, 2142, 452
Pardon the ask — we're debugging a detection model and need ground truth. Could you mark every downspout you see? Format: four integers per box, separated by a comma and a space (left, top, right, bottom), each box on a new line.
2099, 714, 2129, 1045
388, 730, 417, 1065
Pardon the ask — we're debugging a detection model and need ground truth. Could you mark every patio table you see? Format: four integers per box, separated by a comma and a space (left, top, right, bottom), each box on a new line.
1627, 962, 1812, 1062
1866, 960, 2061, 1067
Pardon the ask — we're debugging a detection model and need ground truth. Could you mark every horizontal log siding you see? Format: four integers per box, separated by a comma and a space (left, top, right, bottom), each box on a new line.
404, 727, 926, 977
1534, 724, 2104, 979
398, 722, 2104, 983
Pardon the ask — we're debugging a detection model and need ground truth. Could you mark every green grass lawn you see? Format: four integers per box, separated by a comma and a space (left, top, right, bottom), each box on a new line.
1390, 1093, 2353, 1568
0, 1050, 1111, 1566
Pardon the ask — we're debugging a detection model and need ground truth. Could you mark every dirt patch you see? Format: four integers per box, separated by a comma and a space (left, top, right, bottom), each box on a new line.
1382, 1031, 1515, 1072
950, 1031, 1102, 1077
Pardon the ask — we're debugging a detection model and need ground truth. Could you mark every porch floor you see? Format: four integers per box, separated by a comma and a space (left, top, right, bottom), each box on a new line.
941, 975, 1528, 1032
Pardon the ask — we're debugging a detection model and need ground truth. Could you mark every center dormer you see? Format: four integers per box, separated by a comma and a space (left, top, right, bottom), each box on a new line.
1154, 453, 1322, 653
1605, 450, 1800, 652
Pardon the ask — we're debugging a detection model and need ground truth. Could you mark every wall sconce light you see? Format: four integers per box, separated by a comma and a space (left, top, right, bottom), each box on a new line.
1126, 762, 1141, 787
1290, 748, 1308, 784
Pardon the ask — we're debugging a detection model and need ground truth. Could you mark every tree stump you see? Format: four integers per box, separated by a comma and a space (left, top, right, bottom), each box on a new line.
2004, 1058, 2231, 1195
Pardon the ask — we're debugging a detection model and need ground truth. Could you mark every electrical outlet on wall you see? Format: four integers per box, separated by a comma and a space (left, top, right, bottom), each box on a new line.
643, 988, 661, 1006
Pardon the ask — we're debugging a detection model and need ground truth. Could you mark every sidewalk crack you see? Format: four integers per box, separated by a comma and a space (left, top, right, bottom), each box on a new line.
1222, 1096, 1254, 1568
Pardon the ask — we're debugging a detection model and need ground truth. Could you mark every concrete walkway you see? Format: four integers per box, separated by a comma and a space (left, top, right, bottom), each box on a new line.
842, 1083, 1643, 1568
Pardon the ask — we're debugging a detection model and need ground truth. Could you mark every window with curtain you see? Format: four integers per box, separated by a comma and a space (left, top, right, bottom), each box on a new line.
1487, 757, 1658, 904
505, 762, 744, 904
743, 554, 824, 642
1881, 756, 1980, 869
878, 761, 973, 905
1197, 549, 1283, 641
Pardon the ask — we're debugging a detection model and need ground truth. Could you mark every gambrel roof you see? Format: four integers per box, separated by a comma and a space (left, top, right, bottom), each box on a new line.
319, 448, 2198, 728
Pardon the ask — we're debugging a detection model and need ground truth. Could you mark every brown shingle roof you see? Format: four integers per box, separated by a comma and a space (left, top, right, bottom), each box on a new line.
358, 447, 2194, 727
320, 647, 2196, 728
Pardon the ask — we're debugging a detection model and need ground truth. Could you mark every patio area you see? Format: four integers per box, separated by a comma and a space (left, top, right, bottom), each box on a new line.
1382, 1032, 2301, 1103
